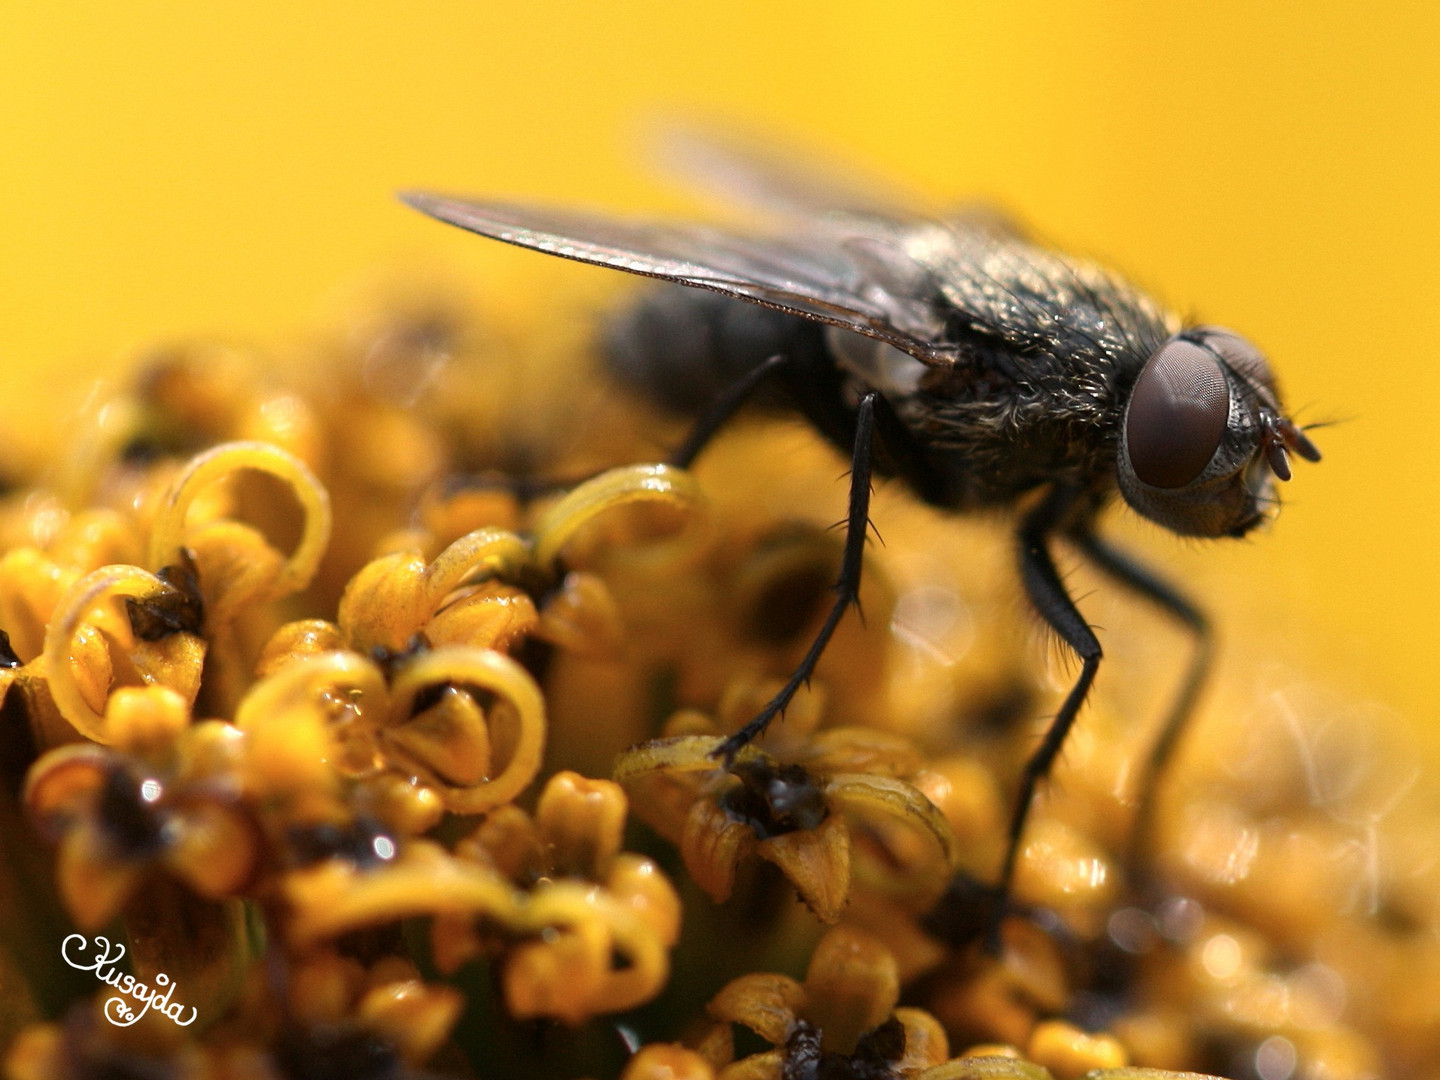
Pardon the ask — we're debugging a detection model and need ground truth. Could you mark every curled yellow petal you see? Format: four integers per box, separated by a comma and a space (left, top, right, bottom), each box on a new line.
531, 463, 701, 569
339, 527, 531, 654
234, 651, 387, 798
385, 646, 546, 812
336, 551, 431, 654
148, 440, 332, 600
41, 564, 196, 743
285, 841, 521, 947
825, 772, 960, 907
613, 734, 761, 786
518, 880, 673, 1017
426, 583, 539, 653
255, 619, 346, 676
422, 526, 530, 605
384, 684, 493, 786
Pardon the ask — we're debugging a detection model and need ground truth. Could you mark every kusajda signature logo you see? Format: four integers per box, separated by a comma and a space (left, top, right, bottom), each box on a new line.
60, 934, 198, 1028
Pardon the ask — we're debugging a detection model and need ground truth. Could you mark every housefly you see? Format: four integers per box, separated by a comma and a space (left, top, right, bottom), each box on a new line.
400, 133, 1320, 915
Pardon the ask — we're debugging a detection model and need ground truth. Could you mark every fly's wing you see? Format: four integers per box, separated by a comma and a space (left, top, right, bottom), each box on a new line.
653, 125, 931, 226
655, 127, 1034, 244
401, 192, 962, 364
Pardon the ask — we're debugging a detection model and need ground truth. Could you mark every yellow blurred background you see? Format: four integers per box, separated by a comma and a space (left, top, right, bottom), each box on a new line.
0, 2, 1435, 751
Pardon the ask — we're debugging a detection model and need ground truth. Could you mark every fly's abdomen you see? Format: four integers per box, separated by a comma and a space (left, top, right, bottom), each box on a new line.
603, 284, 832, 417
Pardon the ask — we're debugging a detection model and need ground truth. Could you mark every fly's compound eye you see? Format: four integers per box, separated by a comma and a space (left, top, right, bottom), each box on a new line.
1125, 339, 1230, 488
1192, 325, 1276, 393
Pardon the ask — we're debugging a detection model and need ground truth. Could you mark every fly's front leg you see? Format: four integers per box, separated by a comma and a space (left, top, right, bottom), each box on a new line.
712, 392, 878, 762
1070, 531, 1212, 879
1000, 486, 1103, 895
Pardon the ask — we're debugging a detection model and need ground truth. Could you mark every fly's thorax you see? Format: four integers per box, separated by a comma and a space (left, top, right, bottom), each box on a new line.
1117, 327, 1319, 538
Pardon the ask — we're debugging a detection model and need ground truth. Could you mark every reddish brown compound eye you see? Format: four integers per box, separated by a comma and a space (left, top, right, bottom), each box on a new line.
1125, 339, 1230, 488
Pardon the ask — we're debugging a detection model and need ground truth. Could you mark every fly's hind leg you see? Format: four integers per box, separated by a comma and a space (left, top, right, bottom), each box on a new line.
1069, 531, 1212, 885
670, 353, 789, 469
712, 391, 879, 762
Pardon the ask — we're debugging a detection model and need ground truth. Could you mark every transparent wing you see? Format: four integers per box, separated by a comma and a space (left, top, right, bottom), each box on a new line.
401, 192, 960, 363
654, 126, 1031, 244
653, 124, 930, 225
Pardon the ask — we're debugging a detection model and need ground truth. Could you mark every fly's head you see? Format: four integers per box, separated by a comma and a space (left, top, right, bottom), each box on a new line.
1117, 327, 1321, 538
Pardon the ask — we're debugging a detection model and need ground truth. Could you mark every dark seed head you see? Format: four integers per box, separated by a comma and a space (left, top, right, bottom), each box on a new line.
722, 758, 828, 840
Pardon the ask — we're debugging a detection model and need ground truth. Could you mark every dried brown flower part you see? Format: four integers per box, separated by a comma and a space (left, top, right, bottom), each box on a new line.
615, 723, 956, 923
23, 704, 257, 929
705, 926, 952, 1079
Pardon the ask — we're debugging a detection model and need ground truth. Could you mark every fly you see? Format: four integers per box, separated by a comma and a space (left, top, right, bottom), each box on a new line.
400, 133, 1320, 928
